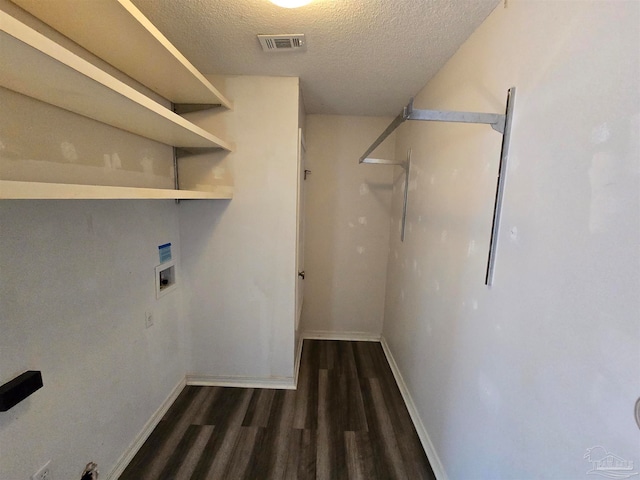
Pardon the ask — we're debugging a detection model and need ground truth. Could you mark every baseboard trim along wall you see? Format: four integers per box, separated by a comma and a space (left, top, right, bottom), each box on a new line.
301, 330, 381, 342
187, 375, 296, 390
106, 336, 443, 479
380, 336, 449, 480
106, 376, 187, 480
294, 334, 304, 387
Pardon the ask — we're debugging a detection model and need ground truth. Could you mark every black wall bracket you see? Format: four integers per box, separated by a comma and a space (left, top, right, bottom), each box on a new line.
0, 370, 43, 411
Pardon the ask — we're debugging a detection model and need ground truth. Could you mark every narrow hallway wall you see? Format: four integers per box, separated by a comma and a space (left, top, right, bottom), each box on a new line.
301, 115, 395, 338
179, 76, 300, 383
382, 1, 640, 478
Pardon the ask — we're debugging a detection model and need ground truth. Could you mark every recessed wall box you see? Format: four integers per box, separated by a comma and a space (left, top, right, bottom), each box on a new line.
0, 370, 43, 411
155, 260, 177, 298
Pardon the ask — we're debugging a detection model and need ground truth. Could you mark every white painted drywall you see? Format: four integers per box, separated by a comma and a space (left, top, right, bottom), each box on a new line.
295, 92, 307, 369
0, 200, 186, 480
0, 8, 187, 475
0, 88, 173, 188
1, 69, 301, 479
301, 115, 395, 336
382, 1, 640, 478
178, 75, 300, 382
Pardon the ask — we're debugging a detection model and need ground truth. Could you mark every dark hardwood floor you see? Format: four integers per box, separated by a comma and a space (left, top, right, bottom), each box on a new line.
119, 340, 436, 479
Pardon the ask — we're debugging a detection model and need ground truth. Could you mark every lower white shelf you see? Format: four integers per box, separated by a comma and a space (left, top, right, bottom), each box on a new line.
0, 180, 233, 200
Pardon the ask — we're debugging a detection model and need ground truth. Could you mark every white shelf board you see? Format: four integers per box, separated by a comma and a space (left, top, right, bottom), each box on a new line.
0, 181, 233, 200
12, 0, 232, 109
0, 11, 233, 150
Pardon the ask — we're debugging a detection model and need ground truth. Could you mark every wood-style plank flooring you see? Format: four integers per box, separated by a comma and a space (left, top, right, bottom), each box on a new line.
120, 340, 435, 479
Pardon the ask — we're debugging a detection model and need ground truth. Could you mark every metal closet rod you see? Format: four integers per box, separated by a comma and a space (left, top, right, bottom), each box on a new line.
358, 95, 508, 164
358, 87, 517, 287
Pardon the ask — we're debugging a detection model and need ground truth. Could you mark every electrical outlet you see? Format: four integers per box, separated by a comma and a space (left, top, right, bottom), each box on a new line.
145, 311, 154, 328
31, 460, 51, 480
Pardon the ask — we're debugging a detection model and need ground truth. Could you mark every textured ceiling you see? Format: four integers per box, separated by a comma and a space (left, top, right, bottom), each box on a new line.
131, 0, 499, 116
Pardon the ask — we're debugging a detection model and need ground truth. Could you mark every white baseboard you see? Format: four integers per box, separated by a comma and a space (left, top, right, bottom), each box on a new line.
190, 335, 304, 391
294, 334, 304, 388
187, 375, 296, 390
106, 376, 186, 480
105, 338, 445, 480
301, 330, 381, 342
380, 336, 449, 480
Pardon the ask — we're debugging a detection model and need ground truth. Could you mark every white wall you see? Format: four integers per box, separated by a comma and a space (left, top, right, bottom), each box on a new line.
382, 1, 640, 479
1, 70, 302, 479
0, 89, 173, 188
0, 200, 186, 480
301, 115, 395, 337
295, 89, 307, 363
0, 8, 188, 477
179, 75, 300, 383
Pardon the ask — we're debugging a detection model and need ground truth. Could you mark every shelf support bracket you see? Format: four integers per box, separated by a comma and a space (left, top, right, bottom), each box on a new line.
358, 92, 510, 164
361, 149, 412, 242
405, 98, 506, 134
172, 146, 180, 204
358, 87, 516, 284
171, 101, 225, 202
172, 146, 225, 203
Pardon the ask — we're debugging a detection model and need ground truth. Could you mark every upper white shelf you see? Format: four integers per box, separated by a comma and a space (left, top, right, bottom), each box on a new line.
11, 0, 232, 109
0, 11, 232, 150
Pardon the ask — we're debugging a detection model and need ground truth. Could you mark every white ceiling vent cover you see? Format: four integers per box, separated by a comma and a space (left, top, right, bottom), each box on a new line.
258, 34, 306, 52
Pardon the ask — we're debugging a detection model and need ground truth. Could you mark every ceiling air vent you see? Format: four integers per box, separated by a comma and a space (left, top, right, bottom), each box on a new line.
258, 34, 306, 52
